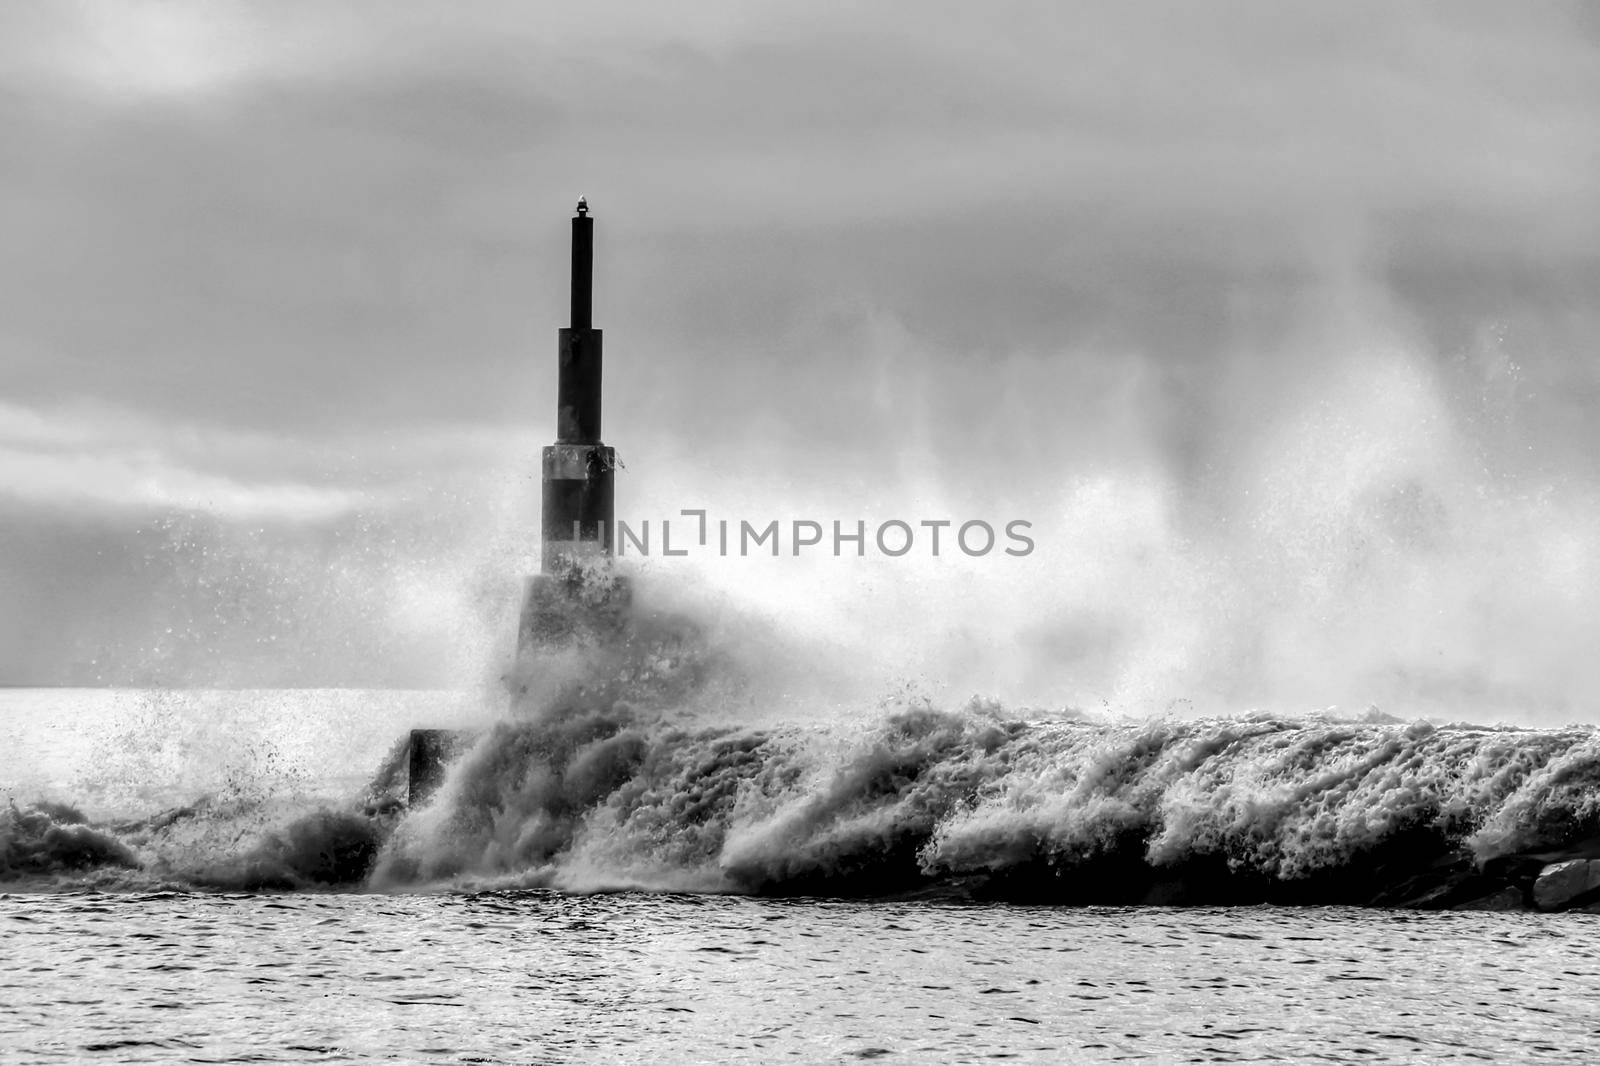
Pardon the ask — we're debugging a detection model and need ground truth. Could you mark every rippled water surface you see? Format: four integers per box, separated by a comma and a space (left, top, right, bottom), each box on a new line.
4, 893, 1597, 1063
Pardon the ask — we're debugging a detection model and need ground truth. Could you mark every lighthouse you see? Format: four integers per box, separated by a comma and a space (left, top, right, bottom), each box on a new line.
516, 198, 630, 651
539, 197, 615, 572
394, 200, 672, 805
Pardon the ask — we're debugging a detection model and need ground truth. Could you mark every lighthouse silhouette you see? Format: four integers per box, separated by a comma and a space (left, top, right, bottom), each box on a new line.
399, 200, 635, 807
516, 197, 630, 651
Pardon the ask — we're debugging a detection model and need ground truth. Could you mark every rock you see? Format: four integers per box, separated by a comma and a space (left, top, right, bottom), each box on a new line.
1453, 886, 1525, 912
1531, 859, 1600, 911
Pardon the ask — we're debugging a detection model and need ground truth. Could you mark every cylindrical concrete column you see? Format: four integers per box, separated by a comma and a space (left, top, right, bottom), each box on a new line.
556, 328, 602, 444
570, 212, 593, 331
541, 198, 615, 575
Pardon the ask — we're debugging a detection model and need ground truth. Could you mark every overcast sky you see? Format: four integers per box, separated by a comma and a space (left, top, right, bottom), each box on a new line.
3, 2, 1599, 714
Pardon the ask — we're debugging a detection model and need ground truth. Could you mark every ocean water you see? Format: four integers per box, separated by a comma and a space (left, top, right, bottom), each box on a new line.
5, 892, 1599, 1064
6, 685, 1600, 1062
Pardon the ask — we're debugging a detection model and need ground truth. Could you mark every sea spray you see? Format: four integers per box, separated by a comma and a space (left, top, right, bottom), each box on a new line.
1, 802, 137, 880
365, 696, 1600, 906
9, 684, 1600, 907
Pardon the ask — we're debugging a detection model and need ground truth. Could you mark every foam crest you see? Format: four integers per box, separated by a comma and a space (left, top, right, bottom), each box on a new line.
364, 693, 1600, 904
8, 687, 1600, 906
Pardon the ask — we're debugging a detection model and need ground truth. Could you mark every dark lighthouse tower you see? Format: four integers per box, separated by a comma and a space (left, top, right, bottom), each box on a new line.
517, 198, 627, 651
402, 199, 630, 804
540, 197, 615, 572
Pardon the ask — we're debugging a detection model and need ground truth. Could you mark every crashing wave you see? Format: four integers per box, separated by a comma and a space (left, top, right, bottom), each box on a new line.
8, 626, 1600, 908
364, 700, 1600, 908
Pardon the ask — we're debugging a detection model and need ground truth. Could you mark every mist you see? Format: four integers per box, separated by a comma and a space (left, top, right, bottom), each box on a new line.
2, 1, 1598, 724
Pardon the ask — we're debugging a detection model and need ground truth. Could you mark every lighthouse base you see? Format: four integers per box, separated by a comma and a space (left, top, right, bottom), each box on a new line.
516, 570, 633, 652
404, 728, 474, 807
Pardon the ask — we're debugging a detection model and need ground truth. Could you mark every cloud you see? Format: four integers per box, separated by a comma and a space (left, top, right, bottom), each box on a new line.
0, 399, 534, 521
2, 1, 1599, 696
0, 444, 365, 521
3, 3, 1593, 434
0, 397, 362, 520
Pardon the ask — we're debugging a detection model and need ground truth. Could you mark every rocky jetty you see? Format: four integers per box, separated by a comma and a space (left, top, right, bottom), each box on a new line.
1531, 858, 1600, 911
